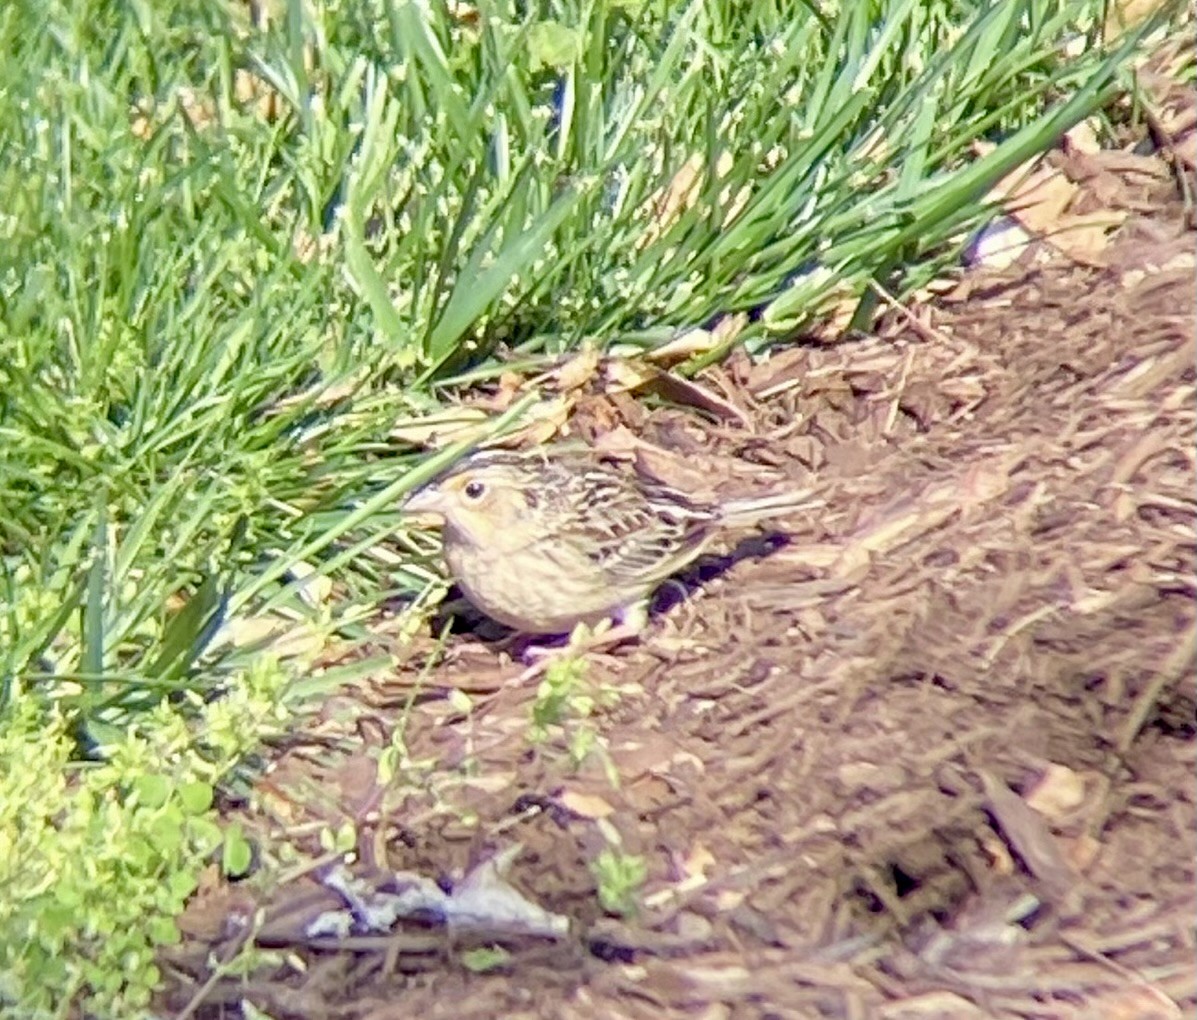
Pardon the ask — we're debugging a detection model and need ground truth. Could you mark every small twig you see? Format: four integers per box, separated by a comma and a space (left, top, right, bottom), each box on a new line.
884, 346, 915, 436
274, 847, 349, 887
980, 604, 1061, 669
1140, 95, 1196, 211
979, 771, 1084, 907
174, 921, 256, 1020
1117, 627, 1197, 752
1058, 930, 1182, 1014
869, 279, 956, 347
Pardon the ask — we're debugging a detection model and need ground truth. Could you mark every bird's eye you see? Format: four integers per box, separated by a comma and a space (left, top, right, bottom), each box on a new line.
463, 480, 486, 500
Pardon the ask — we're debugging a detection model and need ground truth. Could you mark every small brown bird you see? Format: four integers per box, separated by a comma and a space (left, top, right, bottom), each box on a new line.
402, 446, 817, 637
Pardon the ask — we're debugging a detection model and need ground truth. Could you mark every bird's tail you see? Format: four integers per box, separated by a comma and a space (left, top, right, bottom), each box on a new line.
718, 488, 823, 527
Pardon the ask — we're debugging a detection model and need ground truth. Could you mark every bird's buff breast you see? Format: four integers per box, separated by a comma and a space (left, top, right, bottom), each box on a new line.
444, 538, 623, 634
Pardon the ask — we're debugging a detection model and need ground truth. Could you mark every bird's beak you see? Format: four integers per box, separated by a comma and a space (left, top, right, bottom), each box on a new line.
401, 483, 447, 517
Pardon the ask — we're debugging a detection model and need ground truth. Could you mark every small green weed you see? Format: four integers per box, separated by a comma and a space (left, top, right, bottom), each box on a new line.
460, 945, 512, 974
528, 648, 622, 769
530, 653, 594, 738
590, 846, 649, 918
0, 657, 291, 1019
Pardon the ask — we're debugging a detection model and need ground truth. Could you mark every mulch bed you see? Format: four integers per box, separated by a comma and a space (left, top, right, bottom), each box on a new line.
160, 177, 1195, 1017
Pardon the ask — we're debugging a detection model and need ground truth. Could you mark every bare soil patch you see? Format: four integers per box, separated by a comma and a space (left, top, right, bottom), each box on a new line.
161, 187, 1195, 1018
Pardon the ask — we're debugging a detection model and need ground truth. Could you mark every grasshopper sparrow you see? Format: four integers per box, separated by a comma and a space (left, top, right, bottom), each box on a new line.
402, 446, 816, 636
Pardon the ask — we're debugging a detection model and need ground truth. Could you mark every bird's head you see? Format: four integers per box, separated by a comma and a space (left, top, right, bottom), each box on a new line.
402, 452, 544, 550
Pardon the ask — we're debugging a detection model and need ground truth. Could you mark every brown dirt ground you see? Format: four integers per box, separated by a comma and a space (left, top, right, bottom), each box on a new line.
160, 174, 1195, 1017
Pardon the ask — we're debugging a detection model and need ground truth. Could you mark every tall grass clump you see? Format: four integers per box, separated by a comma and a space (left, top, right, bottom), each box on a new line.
0, 0, 1177, 1014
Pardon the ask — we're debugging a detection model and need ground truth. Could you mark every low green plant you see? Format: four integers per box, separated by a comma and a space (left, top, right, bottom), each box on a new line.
460, 945, 512, 974
528, 646, 623, 761
529, 653, 595, 740
590, 845, 648, 918
0, 657, 291, 1019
